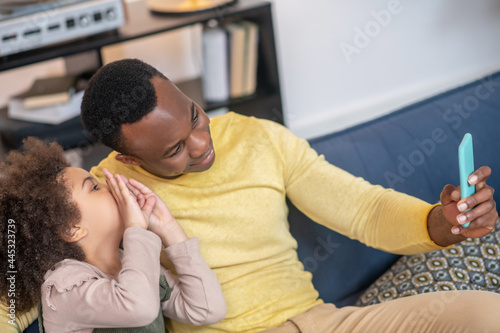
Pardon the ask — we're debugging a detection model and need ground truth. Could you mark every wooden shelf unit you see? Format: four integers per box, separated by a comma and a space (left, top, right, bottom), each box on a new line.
0, 0, 283, 150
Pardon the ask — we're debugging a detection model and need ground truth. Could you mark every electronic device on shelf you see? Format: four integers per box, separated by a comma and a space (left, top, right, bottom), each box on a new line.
146, 0, 236, 15
0, 0, 126, 57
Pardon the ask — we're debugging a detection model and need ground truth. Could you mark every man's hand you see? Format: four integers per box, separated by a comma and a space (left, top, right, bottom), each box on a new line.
428, 166, 498, 247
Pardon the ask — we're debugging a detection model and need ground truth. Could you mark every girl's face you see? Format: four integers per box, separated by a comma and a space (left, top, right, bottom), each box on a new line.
62, 167, 122, 243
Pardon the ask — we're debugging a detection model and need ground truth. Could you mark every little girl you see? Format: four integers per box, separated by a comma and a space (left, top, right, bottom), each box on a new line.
0, 137, 226, 332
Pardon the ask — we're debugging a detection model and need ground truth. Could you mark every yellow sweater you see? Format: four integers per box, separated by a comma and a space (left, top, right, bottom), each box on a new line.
0, 304, 37, 333
90, 112, 443, 333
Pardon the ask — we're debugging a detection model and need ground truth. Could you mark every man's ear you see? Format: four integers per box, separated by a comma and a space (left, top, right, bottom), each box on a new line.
115, 154, 142, 166
64, 224, 88, 243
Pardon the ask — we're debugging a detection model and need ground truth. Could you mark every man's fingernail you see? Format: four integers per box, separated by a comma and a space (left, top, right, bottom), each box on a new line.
469, 175, 477, 185
452, 227, 460, 234
457, 215, 467, 223
458, 203, 467, 211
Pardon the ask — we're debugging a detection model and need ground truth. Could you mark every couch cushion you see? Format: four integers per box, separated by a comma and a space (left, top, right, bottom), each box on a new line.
289, 71, 500, 306
356, 219, 500, 306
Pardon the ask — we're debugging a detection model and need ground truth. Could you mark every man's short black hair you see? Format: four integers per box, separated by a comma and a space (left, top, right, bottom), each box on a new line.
81, 58, 168, 155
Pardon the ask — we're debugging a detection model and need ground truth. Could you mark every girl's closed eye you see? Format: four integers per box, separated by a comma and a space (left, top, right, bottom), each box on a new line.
92, 184, 100, 191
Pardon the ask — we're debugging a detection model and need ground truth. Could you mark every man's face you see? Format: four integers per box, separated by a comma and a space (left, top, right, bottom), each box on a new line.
119, 77, 215, 179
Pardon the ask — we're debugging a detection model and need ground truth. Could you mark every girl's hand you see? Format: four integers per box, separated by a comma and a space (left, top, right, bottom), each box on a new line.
103, 169, 155, 230
119, 176, 188, 247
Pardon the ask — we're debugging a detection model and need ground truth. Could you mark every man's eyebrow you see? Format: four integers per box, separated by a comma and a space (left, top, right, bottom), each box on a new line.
161, 102, 195, 158
82, 176, 94, 189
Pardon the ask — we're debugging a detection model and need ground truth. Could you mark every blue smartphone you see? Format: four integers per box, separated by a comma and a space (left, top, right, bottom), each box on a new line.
458, 133, 475, 228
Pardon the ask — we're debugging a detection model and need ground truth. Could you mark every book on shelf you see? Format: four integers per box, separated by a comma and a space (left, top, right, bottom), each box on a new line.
8, 74, 89, 125
240, 21, 259, 97
13, 75, 79, 109
226, 22, 246, 99
201, 20, 259, 102
8, 90, 84, 125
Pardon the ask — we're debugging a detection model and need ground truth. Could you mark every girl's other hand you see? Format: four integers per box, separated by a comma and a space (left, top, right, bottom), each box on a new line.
103, 168, 155, 230
123, 177, 188, 247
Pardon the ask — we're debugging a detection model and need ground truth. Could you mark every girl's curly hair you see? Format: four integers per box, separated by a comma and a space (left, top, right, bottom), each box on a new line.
0, 137, 85, 314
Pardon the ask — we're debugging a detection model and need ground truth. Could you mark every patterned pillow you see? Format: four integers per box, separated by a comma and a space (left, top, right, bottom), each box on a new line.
356, 219, 500, 306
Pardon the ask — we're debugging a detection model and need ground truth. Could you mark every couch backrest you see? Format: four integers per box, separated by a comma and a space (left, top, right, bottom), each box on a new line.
288, 71, 500, 306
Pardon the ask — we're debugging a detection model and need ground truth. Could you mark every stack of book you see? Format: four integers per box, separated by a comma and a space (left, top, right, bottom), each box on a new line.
8, 75, 86, 125
201, 20, 259, 102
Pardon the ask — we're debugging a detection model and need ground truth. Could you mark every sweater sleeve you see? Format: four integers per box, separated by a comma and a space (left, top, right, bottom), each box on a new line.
41, 227, 162, 331
0, 303, 37, 333
264, 120, 446, 255
160, 238, 226, 325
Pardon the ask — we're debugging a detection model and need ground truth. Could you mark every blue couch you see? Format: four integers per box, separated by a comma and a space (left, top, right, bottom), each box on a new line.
25, 72, 500, 331
288, 71, 500, 307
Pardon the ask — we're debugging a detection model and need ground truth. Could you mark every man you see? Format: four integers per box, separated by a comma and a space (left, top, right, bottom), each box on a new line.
82, 59, 499, 332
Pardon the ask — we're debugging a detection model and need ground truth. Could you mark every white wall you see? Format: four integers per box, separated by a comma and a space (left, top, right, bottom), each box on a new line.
100, 24, 202, 81
2, 0, 500, 141
272, 0, 500, 138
